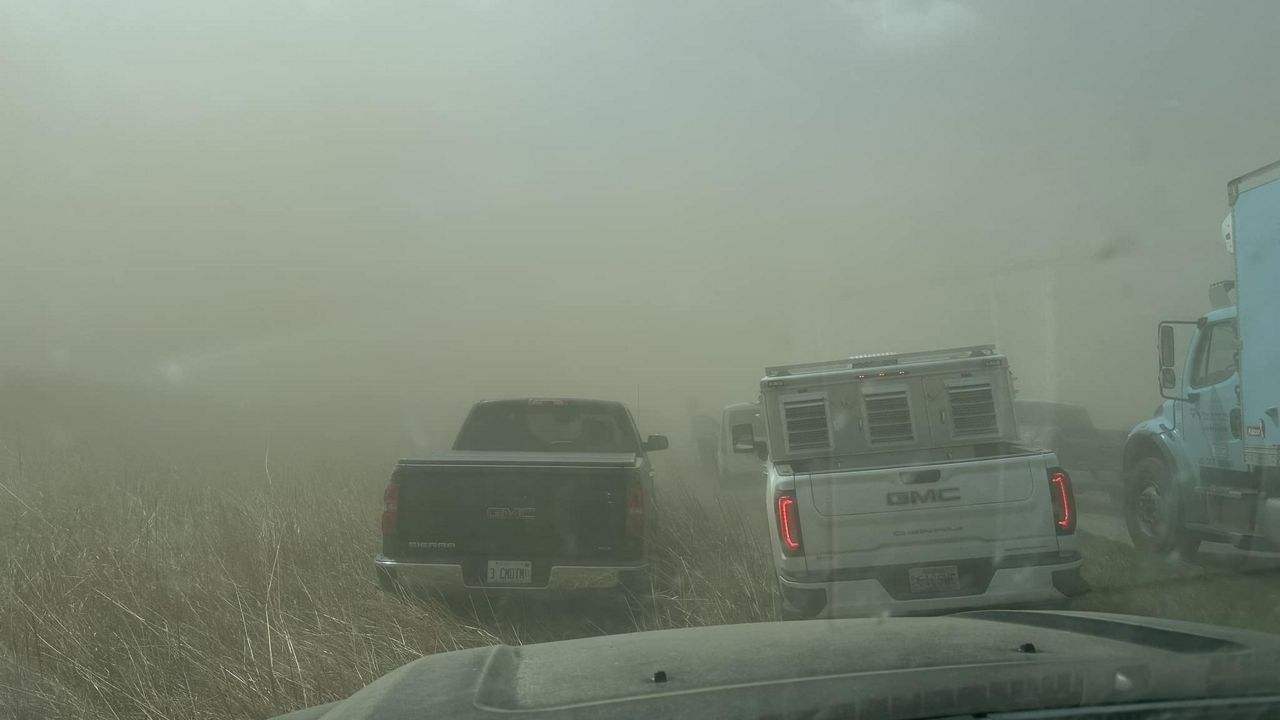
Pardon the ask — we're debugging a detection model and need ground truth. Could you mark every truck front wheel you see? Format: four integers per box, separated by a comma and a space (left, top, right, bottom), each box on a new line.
774, 580, 805, 621
1124, 456, 1195, 555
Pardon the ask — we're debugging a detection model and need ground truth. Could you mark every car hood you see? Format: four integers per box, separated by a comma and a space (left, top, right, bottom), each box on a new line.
270, 611, 1280, 720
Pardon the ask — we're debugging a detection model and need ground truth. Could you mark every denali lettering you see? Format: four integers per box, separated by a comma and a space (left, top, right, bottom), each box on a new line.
886, 488, 961, 505
407, 541, 456, 549
893, 526, 963, 537
486, 507, 537, 520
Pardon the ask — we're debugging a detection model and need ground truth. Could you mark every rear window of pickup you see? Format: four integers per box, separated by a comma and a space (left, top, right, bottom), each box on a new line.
453, 399, 639, 453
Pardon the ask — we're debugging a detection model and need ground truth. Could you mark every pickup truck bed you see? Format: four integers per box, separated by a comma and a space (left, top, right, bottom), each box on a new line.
387, 453, 642, 564
376, 399, 664, 593
403, 451, 640, 467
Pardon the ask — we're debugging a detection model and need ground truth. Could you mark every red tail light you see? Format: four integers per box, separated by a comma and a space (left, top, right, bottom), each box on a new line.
1048, 469, 1075, 534
624, 484, 644, 541
776, 491, 803, 556
381, 482, 399, 536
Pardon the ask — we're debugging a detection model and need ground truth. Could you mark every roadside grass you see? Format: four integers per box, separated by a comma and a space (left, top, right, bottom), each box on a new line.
6, 446, 1280, 720
0, 449, 771, 720
1075, 530, 1280, 634
633, 482, 776, 629
0, 450, 507, 720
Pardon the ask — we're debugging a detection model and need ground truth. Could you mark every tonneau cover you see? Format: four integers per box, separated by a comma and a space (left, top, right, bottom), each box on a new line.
398, 451, 640, 468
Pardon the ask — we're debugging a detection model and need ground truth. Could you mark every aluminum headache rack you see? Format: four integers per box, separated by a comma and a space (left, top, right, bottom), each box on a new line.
765, 345, 997, 377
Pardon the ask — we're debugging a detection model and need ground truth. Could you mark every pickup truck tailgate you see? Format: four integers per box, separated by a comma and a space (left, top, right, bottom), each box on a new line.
387, 452, 640, 563
811, 458, 1034, 516
803, 455, 1056, 562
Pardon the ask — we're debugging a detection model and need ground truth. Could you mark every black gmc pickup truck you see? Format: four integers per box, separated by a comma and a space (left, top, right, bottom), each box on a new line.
1015, 400, 1127, 497
375, 398, 668, 594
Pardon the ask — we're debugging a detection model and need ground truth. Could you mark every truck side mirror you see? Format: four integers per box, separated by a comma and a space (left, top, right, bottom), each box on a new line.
731, 424, 756, 453
1160, 367, 1177, 390
1159, 324, 1177, 368
643, 435, 668, 452
754, 440, 769, 462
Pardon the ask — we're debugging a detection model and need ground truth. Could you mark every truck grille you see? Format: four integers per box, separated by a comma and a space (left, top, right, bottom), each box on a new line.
864, 390, 914, 444
949, 384, 998, 436
782, 396, 831, 452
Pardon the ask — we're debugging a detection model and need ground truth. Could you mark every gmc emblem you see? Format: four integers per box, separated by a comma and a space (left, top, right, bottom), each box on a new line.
486, 507, 537, 520
886, 488, 961, 506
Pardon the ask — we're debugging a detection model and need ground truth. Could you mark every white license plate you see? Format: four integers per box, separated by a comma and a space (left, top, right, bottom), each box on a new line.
907, 565, 960, 594
486, 560, 533, 585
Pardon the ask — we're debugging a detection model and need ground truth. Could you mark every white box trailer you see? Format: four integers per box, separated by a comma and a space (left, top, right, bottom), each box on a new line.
1230, 162, 1280, 469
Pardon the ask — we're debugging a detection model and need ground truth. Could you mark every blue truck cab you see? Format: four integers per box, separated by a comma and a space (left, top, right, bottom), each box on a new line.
1123, 160, 1280, 556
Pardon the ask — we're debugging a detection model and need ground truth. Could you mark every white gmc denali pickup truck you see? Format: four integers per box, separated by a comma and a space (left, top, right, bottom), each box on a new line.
760, 345, 1087, 619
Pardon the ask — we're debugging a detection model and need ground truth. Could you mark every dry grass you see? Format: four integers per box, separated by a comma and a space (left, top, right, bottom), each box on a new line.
0, 448, 773, 720
1075, 530, 1280, 635
12, 440, 1278, 720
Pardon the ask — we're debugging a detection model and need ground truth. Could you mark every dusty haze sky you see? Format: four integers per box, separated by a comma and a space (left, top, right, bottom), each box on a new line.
3, 0, 1278, 452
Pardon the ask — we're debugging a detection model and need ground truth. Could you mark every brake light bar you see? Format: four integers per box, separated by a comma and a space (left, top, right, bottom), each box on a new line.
776, 491, 803, 556
624, 485, 645, 540
1048, 469, 1075, 534
381, 482, 399, 536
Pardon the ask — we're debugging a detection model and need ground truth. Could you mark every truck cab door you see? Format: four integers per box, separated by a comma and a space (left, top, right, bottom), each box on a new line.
1184, 320, 1247, 477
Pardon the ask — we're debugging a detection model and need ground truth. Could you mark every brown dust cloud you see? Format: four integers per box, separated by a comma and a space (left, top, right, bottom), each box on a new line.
2, 0, 1279, 465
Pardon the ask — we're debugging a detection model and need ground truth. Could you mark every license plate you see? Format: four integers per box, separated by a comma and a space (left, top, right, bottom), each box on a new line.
486, 560, 533, 585
907, 565, 960, 594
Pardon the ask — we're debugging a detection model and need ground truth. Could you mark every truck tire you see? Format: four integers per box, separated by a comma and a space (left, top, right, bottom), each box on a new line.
375, 566, 400, 593
1124, 456, 1193, 555
621, 567, 653, 595
774, 580, 801, 621
773, 580, 819, 621
1176, 533, 1203, 559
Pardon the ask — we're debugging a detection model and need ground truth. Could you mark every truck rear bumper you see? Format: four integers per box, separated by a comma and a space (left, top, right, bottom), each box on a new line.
374, 555, 643, 591
778, 554, 1085, 619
